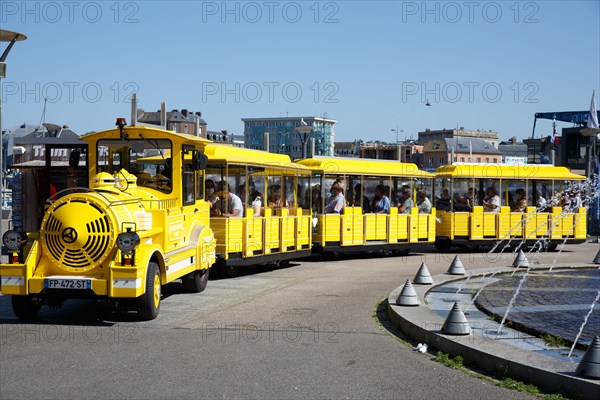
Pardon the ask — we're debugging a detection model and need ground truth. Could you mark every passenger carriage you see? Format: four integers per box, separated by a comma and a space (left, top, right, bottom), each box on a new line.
203, 144, 313, 277
433, 164, 587, 251
296, 157, 436, 254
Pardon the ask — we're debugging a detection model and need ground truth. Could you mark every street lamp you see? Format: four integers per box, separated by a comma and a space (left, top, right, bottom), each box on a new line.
296, 118, 314, 159
0, 29, 27, 237
391, 127, 404, 144
391, 127, 404, 162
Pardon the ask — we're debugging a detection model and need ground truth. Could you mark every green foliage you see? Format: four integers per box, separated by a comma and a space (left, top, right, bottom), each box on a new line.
540, 334, 567, 348
498, 378, 540, 395
435, 352, 464, 369
543, 394, 566, 400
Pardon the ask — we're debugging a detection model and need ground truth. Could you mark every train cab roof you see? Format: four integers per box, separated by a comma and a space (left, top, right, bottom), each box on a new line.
435, 163, 586, 180
296, 157, 434, 178
80, 125, 211, 148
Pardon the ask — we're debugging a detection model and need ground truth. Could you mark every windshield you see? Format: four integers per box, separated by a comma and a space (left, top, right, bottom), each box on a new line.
97, 139, 173, 193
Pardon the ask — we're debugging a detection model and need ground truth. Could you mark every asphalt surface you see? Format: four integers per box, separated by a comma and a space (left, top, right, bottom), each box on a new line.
3, 243, 596, 399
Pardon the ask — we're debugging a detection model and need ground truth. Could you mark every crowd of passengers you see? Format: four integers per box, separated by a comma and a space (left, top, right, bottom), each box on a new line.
205, 178, 434, 217
324, 181, 432, 215
434, 186, 583, 213
203, 178, 584, 218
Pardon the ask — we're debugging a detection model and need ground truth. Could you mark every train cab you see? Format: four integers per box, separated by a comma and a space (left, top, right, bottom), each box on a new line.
1, 122, 216, 320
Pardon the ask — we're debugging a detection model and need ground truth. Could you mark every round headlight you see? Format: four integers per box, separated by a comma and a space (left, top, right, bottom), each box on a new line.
2, 230, 27, 251
116, 231, 140, 254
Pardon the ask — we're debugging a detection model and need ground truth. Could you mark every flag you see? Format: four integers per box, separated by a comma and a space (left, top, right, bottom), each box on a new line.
589, 90, 599, 130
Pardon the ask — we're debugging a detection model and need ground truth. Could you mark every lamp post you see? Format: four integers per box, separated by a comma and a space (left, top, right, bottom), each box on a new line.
391, 127, 404, 161
0, 29, 27, 237
296, 122, 314, 159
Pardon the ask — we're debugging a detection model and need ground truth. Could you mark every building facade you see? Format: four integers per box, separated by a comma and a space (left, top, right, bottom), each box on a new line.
137, 109, 207, 138
242, 116, 336, 159
418, 128, 499, 149
498, 137, 528, 164
421, 137, 502, 171
523, 136, 562, 167
334, 141, 360, 157
359, 141, 423, 163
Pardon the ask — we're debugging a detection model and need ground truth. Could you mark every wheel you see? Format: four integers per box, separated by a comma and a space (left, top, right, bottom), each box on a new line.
434, 239, 452, 252
12, 296, 41, 319
182, 269, 209, 293
222, 264, 239, 278
138, 262, 161, 320
544, 242, 558, 252
459, 244, 480, 252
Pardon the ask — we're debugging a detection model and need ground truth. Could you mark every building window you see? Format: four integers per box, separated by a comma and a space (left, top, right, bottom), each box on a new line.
476, 157, 481, 163
428, 156, 433, 166
485, 157, 489, 163
439, 157, 444, 165
460, 157, 465, 162
493, 158, 498, 163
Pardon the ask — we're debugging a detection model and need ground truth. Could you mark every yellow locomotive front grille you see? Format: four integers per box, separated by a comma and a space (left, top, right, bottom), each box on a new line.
42, 199, 115, 271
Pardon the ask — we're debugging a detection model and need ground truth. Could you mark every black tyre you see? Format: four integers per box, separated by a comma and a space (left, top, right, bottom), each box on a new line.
12, 296, 41, 319
182, 269, 209, 293
544, 242, 558, 252
459, 244, 480, 252
138, 262, 161, 320
222, 264, 239, 278
434, 239, 452, 252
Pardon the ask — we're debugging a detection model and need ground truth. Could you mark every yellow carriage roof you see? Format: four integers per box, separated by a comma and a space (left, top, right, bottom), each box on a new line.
204, 143, 310, 173
435, 164, 586, 180
296, 157, 433, 178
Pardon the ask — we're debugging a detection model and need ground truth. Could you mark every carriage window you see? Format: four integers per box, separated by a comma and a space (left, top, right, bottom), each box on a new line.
283, 174, 296, 207
267, 174, 284, 208
247, 166, 266, 213
182, 146, 196, 205
298, 174, 312, 213
97, 139, 173, 193
452, 178, 477, 212
434, 178, 451, 211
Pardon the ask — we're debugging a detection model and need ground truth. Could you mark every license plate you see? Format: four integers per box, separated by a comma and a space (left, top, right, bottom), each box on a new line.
44, 278, 91, 290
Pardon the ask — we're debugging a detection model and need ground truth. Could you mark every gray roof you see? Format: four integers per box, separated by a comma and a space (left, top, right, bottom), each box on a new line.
15, 128, 81, 145
444, 138, 501, 154
498, 143, 528, 157
4, 124, 37, 138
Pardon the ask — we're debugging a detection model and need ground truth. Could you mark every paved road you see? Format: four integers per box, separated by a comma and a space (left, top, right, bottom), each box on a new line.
2, 243, 597, 399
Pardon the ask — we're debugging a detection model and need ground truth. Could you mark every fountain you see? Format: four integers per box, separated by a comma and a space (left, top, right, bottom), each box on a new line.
568, 291, 600, 358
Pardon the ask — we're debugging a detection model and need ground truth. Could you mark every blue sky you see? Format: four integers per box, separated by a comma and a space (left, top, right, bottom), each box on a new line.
1, 0, 599, 142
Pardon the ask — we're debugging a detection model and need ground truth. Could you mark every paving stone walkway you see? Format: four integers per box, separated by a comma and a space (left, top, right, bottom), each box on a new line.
475, 268, 600, 346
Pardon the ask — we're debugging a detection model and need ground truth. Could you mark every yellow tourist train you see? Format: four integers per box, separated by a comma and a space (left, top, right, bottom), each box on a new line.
0, 122, 589, 320
433, 163, 587, 251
